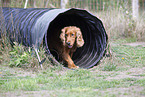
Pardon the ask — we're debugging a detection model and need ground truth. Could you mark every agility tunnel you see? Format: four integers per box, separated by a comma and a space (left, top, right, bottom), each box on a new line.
0, 7, 108, 68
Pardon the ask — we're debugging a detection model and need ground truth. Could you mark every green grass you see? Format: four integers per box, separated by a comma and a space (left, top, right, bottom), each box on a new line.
0, 41, 145, 96
0, 69, 131, 89
99, 39, 145, 70
111, 44, 145, 68
0, 66, 145, 96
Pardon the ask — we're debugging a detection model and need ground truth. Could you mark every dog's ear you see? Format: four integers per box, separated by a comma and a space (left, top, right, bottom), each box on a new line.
60, 27, 67, 45
76, 28, 84, 47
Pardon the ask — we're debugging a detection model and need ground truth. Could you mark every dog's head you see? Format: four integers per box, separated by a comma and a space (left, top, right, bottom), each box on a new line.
60, 26, 84, 48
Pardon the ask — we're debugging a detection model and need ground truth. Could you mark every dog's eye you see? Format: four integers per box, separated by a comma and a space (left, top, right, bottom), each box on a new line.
65, 34, 68, 36
71, 34, 74, 36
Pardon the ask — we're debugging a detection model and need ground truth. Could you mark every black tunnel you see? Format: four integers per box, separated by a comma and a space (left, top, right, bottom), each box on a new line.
0, 7, 108, 68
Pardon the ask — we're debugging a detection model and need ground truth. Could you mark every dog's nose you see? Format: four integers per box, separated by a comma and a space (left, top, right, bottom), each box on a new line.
66, 42, 70, 45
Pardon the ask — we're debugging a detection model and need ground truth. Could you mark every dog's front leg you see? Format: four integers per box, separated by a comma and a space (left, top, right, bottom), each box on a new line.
63, 53, 79, 69
70, 52, 73, 58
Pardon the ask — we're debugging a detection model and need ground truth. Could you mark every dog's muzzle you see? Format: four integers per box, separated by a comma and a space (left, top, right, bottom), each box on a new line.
66, 42, 73, 48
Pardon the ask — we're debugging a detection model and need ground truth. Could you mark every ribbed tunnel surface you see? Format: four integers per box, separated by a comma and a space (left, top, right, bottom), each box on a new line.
0, 7, 108, 68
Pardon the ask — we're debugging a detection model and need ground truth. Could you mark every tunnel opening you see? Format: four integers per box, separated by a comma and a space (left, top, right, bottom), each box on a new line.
45, 10, 107, 68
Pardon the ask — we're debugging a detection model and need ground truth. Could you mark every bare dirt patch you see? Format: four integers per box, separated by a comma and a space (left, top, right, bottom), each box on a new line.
105, 86, 145, 97
124, 42, 145, 47
1, 90, 52, 97
106, 67, 145, 81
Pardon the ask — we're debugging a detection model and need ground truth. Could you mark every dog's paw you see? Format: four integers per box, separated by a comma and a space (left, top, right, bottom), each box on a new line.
69, 65, 79, 69
73, 66, 79, 69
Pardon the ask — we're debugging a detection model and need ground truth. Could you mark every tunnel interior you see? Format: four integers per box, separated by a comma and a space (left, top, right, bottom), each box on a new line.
45, 10, 107, 68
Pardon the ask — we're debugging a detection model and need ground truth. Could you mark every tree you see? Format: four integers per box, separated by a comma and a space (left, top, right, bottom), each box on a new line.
61, 0, 68, 9
132, 0, 139, 20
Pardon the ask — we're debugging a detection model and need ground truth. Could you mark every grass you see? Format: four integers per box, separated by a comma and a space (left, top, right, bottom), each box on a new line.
0, 68, 145, 96
95, 8, 145, 41
98, 39, 145, 73
0, 38, 145, 96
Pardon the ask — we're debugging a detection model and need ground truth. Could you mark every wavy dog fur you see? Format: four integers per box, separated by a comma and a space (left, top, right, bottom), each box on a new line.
60, 26, 84, 68
48, 26, 84, 69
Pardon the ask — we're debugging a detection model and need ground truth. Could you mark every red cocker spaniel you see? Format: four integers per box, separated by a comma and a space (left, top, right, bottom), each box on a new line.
48, 26, 84, 69
60, 26, 84, 69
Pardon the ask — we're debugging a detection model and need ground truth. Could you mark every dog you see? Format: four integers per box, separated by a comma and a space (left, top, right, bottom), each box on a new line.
48, 26, 84, 69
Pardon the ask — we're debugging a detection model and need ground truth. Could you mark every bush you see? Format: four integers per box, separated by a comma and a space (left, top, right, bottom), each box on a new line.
8, 42, 33, 67
95, 3, 145, 41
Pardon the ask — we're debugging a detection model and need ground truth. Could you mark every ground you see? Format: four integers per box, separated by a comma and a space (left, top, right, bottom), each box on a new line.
0, 41, 145, 97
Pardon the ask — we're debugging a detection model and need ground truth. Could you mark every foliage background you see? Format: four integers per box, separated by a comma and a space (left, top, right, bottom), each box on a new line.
0, 0, 144, 40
